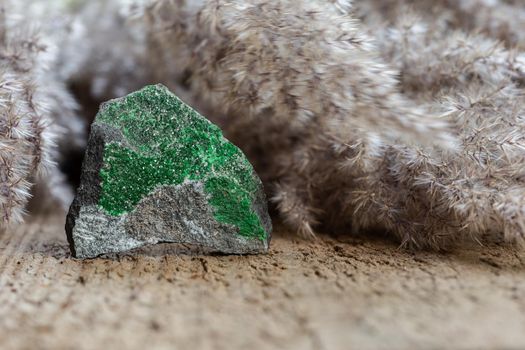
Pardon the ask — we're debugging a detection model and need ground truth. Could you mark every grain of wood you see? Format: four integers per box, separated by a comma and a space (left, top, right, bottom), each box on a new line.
1, 212, 525, 350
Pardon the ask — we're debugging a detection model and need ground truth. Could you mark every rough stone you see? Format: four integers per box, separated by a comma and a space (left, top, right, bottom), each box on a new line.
66, 84, 272, 258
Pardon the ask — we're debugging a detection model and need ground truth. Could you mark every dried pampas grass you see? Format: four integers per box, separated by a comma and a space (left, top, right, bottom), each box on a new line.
5, 0, 525, 250
0, 0, 83, 228
136, 0, 525, 248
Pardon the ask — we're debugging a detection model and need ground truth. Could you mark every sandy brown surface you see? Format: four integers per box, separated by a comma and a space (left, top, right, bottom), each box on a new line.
1, 213, 525, 350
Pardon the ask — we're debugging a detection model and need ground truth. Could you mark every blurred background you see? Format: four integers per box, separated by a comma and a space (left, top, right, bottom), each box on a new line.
1, 1, 525, 349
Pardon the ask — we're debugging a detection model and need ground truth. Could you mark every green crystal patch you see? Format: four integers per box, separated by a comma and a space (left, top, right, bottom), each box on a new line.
96, 85, 267, 240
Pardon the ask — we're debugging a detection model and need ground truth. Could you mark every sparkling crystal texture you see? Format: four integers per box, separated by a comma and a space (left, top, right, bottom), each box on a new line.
65, 84, 271, 258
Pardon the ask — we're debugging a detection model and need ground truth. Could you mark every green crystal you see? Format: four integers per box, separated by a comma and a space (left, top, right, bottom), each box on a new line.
96, 85, 267, 241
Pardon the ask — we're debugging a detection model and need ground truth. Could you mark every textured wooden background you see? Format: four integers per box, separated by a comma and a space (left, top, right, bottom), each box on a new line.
1, 212, 525, 350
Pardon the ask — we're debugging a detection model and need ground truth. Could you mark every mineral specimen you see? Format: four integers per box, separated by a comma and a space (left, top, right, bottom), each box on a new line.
66, 84, 272, 258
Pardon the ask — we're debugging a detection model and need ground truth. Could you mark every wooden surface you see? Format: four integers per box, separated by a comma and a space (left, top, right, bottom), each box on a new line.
1, 212, 525, 350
